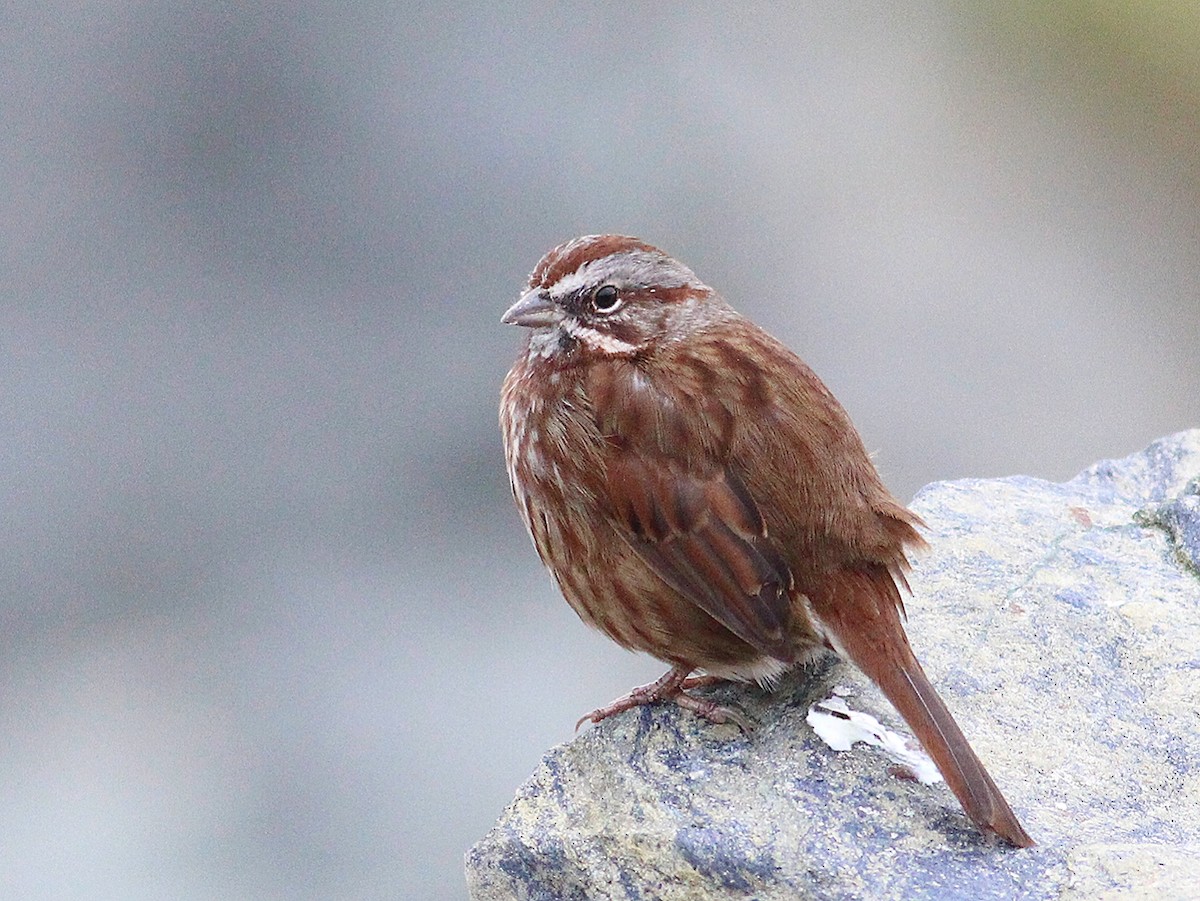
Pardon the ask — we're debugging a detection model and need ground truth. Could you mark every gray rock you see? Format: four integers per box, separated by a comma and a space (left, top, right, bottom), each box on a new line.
466, 431, 1200, 900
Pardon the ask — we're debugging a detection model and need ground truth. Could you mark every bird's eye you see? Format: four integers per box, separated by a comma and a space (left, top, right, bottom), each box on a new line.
593, 284, 622, 313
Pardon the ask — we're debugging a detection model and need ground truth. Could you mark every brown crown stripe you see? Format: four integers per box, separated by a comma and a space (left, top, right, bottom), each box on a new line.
531, 235, 662, 289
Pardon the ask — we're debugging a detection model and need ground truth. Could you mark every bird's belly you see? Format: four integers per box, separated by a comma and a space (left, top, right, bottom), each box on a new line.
551, 542, 795, 680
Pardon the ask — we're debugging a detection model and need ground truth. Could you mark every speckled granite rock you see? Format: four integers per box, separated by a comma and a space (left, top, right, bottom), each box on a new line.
466, 431, 1200, 900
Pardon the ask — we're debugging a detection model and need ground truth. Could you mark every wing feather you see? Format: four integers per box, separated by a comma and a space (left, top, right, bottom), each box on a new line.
606, 454, 797, 662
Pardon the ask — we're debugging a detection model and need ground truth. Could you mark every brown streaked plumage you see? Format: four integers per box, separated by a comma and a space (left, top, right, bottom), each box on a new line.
499, 234, 1034, 848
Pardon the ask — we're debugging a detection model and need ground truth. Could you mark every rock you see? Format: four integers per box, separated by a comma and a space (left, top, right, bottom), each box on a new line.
466, 431, 1200, 900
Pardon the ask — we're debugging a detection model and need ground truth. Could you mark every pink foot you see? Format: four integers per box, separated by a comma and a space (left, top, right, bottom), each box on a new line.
575, 667, 751, 733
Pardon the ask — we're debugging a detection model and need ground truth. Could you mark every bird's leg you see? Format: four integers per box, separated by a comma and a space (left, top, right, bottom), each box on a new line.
575, 666, 690, 729
679, 674, 725, 690
576, 666, 751, 732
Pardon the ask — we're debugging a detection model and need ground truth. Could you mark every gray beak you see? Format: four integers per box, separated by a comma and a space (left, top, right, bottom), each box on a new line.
502, 290, 560, 328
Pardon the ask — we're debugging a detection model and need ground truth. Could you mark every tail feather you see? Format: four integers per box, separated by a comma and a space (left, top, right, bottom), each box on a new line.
811, 567, 1034, 848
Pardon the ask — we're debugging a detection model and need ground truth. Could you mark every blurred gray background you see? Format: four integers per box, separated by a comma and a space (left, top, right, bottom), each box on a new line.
3, 2, 1198, 898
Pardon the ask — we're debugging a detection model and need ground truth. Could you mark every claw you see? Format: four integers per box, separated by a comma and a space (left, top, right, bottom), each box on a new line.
673, 691, 753, 733
574, 667, 752, 733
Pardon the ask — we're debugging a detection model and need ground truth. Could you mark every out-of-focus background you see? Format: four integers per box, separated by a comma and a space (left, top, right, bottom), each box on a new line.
3, 2, 1198, 898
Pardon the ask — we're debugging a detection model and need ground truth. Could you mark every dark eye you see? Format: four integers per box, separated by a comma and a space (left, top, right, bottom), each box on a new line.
593, 284, 621, 313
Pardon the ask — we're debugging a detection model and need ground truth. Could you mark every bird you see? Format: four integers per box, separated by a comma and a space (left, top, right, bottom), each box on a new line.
499, 234, 1034, 847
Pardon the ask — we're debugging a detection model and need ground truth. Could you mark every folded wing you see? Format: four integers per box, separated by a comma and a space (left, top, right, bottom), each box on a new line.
605, 453, 798, 664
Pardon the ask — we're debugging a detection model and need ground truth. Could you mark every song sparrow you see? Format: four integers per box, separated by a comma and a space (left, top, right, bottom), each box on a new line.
499, 234, 1033, 847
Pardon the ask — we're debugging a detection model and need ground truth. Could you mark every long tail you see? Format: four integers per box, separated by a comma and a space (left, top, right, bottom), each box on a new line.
811, 566, 1034, 848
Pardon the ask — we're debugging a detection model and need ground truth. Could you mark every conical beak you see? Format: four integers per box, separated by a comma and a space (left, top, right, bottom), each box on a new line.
502, 290, 560, 328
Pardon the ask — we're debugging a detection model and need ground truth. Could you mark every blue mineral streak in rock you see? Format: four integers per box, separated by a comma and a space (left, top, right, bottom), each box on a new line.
674, 825, 777, 892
